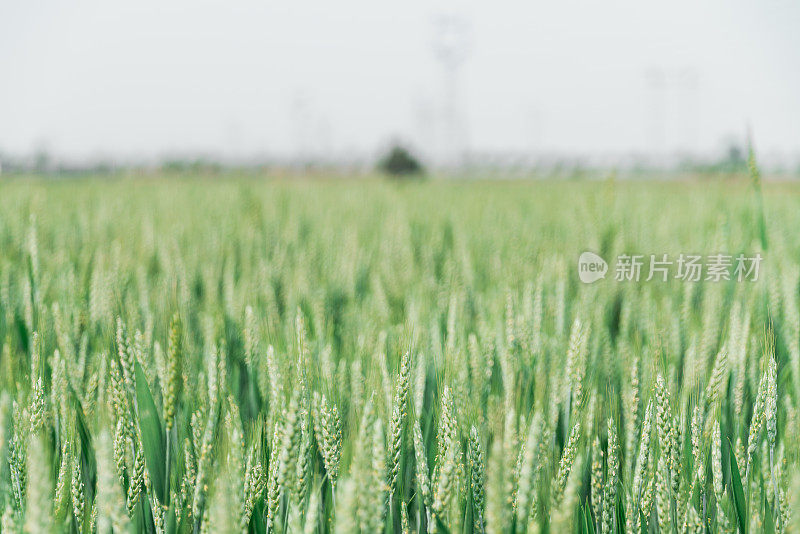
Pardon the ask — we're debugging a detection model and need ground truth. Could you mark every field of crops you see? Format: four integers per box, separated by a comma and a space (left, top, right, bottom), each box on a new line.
0, 175, 798, 533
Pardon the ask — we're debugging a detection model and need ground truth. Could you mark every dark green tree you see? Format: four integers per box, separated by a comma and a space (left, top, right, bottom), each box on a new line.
377, 144, 424, 178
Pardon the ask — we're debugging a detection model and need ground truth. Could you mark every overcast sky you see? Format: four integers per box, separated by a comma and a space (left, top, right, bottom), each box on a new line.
1, 0, 798, 161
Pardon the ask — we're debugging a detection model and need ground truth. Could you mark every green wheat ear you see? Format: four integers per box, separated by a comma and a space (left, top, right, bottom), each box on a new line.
387, 350, 411, 498
552, 422, 581, 511
164, 312, 182, 431
24, 434, 53, 533
412, 419, 432, 510
602, 417, 619, 533
467, 425, 486, 533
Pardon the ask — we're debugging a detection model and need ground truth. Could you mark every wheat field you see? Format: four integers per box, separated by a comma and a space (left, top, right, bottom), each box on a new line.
0, 174, 798, 533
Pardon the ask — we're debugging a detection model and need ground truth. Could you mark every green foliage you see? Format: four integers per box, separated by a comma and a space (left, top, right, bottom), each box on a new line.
0, 177, 795, 533
729, 444, 747, 534
134, 361, 168, 506
377, 144, 424, 178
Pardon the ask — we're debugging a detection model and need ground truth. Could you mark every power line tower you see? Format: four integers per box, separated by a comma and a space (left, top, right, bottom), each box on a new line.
645, 67, 666, 165
432, 14, 471, 169
291, 91, 311, 168
675, 67, 699, 154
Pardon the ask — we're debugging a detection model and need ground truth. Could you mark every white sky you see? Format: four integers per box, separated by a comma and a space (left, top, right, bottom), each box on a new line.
1, 0, 798, 160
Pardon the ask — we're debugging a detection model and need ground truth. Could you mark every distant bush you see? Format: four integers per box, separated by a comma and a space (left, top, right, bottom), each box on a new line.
377, 144, 424, 178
